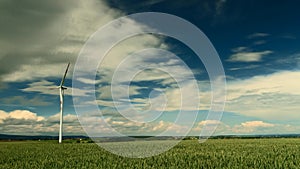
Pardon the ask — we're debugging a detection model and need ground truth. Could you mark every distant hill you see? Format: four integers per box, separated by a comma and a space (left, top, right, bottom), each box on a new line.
1, 134, 300, 141
0, 134, 88, 141
209, 134, 300, 139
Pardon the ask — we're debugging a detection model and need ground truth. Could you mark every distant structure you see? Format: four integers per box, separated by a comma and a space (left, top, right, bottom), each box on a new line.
56, 62, 70, 143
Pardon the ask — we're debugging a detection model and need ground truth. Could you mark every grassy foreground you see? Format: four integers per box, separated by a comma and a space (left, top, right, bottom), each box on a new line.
0, 139, 300, 168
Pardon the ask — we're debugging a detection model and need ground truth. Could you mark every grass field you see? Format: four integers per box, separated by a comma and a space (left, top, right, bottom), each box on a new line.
0, 138, 300, 168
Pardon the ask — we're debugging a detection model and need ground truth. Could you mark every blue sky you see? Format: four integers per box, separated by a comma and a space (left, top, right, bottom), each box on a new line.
0, 0, 300, 136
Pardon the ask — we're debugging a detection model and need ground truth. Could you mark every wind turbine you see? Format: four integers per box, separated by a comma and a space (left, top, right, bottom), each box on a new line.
57, 62, 70, 144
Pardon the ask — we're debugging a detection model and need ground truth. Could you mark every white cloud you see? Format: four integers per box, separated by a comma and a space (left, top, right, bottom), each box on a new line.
98, 35, 163, 71
192, 120, 230, 135
0, 110, 84, 135
247, 32, 270, 39
241, 121, 274, 128
229, 65, 259, 71
227, 71, 300, 99
21, 80, 91, 96
145, 120, 189, 135
191, 120, 300, 135
2, 109, 300, 136
72, 44, 203, 127
76, 77, 102, 85
89, 48, 201, 114
152, 82, 200, 111
231, 46, 248, 53
198, 120, 221, 126
76, 112, 192, 136
229, 46, 273, 62
226, 71, 300, 120
8, 110, 45, 121
0, 110, 45, 123
47, 113, 79, 125
228, 50, 273, 62
232, 121, 275, 133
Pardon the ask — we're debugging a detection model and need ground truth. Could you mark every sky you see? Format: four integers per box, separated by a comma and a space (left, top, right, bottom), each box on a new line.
0, 0, 300, 136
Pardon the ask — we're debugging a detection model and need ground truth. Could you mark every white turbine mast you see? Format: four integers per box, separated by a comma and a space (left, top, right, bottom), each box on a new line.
58, 62, 70, 144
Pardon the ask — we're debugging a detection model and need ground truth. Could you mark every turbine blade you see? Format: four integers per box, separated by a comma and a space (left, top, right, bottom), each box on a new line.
60, 62, 70, 87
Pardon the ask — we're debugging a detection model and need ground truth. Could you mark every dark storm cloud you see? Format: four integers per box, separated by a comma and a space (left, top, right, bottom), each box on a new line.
0, 0, 76, 80
0, 0, 68, 38
0, 0, 73, 52
102, 0, 225, 18
0, 0, 118, 83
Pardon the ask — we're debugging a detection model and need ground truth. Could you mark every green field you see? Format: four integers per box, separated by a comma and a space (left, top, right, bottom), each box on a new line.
1, 139, 300, 168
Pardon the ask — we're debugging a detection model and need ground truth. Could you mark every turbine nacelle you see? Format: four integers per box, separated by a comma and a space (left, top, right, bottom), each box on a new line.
60, 86, 68, 90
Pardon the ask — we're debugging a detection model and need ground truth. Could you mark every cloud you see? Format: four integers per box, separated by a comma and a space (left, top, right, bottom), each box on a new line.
73, 110, 194, 136
2, 63, 73, 83
226, 70, 300, 120
232, 121, 275, 133
0, 0, 122, 83
192, 119, 300, 135
229, 65, 259, 71
0, 110, 9, 123
78, 46, 201, 116
231, 46, 248, 53
198, 120, 221, 126
274, 52, 300, 68
228, 33, 272, 62
47, 113, 79, 124
1, 96, 50, 107
0, 109, 83, 135
0, 109, 193, 136
106, 118, 190, 136
21, 80, 91, 96
1, 0, 204, 125
0, 110, 44, 124
227, 70, 300, 100
7, 0, 174, 111
228, 50, 273, 62
192, 120, 230, 135
241, 121, 274, 128
2, 109, 300, 136
253, 40, 267, 45
247, 32, 270, 39
0, 0, 71, 82
76, 77, 102, 85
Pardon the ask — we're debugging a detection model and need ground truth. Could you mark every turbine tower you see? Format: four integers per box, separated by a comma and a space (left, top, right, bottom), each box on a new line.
58, 62, 70, 144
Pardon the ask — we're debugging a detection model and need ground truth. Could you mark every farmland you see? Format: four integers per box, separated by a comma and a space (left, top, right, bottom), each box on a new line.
0, 138, 300, 168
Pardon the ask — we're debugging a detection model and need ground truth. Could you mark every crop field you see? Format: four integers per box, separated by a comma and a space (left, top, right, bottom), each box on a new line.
0, 138, 300, 168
